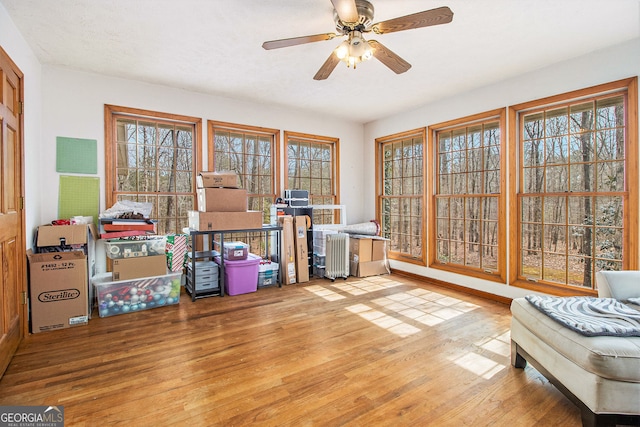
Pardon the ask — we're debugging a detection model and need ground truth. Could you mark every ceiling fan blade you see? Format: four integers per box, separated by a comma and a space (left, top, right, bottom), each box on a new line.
369, 40, 411, 74
313, 52, 341, 80
330, 0, 359, 23
262, 33, 338, 50
372, 6, 453, 34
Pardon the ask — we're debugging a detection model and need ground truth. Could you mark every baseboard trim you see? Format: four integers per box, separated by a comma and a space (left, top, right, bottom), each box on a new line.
390, 268, 512, 306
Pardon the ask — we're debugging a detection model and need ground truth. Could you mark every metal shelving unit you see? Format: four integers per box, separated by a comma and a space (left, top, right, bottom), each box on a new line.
185, 225, 282, 301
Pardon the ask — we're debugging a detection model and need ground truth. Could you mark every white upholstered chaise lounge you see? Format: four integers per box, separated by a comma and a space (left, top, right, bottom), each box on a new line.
510, 271, 640, 427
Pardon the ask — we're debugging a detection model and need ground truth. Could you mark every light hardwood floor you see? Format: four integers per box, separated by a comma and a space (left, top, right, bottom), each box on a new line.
0, 274, 581, 426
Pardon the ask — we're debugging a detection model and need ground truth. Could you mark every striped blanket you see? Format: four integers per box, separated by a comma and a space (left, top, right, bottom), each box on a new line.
525, 295, 640, 337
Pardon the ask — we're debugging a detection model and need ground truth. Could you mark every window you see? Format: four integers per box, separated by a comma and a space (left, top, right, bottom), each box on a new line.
429, 110, 506, 281
510, 78, 638, 294
208, 121, 279, 256
376, 129, 426, 265
209, 121, 279, 223
105, 105, 202, 235
284, 131, 339, 225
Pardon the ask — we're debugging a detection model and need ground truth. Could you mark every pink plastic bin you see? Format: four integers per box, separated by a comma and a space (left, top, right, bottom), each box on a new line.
215, 253, 260, 295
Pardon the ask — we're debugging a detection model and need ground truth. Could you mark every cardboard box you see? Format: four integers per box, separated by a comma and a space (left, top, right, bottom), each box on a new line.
349, 237, 373, 263
294, 216, 309, 283
278, 216, 296, 284
350, 260, 390, 278
197, 188, 247, 212
36, 223, 98, 248
35, 223, 97, 318
27, 250, 88, 333
349, 236, 389, 263
197, 171, 239, 188
112, 255, 167, 281
188, 210, 262, 231
372, 239, 388, 261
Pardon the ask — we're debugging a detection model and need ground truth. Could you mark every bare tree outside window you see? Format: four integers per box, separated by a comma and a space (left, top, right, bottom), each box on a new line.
105, 106, 201, 235
433, 116, 503, 279
377, 130, 425, 263
518, 94, 627, 290
284, 132, 339, 225
209, 121, 279, 254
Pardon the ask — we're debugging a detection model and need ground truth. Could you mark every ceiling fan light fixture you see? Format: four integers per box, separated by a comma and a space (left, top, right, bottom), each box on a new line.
263, 1, 453, 80
334, 30, 373, 69
335, 41, 349, 59
362, 43, 373, 60
349, 31, 366, 57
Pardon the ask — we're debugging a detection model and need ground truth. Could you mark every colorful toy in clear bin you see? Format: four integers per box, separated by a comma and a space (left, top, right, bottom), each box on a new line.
95, 273, 181, 317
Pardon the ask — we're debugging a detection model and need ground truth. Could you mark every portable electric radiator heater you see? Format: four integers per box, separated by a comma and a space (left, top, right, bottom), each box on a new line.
324, 233, 349, 281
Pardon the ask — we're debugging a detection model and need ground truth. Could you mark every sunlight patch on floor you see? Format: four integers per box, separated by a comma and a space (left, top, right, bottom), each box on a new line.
305, 278, 480, 338
330, 279, 402, 295
448, 351, 506, 380
346, 303, 421, 337
303, 284, 346, 301
372, 290, 480, 327
476, 331, 511, 357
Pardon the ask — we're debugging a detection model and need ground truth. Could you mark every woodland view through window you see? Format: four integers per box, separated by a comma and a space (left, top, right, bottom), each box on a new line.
209, 121, 278, 223
105, 106, 201, 235
514, 79, 637, 292
377, 130, 425, 264
285, 132, 339, 225
433, 113, 504, 280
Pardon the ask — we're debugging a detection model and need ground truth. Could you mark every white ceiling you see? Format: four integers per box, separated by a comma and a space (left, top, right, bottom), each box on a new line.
2, 0, 639, 123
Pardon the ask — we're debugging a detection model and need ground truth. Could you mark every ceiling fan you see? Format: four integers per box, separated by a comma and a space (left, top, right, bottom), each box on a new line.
262, 0, 453, 80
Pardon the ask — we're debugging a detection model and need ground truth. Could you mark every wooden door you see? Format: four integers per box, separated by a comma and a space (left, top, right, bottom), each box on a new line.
0, 46, 25, 378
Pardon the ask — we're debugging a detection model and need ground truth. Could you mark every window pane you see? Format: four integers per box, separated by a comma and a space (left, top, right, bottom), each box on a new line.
545, 107, 568, 137
213, 125, 276, 223
379, 132, 424, 260
596, 96, 624, 129
518, 90, 630, 290
570, 133, 594, 164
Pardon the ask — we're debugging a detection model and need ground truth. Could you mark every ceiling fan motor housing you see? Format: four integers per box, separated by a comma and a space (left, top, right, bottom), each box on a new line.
334, 0, 375, 33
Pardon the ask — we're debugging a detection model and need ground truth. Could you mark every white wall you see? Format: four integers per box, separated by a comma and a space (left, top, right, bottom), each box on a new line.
0, 3, 43, 249
39, 67, 365, 227
364, 37, 640, 300
4, 0, 639, 299
39, 67, 365, 273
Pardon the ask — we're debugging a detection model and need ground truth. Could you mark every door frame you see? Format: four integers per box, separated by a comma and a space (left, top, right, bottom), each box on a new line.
0, 44, 27, 376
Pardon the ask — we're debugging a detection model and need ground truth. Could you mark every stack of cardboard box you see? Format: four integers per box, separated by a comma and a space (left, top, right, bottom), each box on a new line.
27, 223, 97, 333
349, 236, 390, 277
188, 171, 262, 231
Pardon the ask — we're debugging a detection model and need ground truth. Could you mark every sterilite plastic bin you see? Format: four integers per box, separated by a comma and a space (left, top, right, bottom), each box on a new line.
92, 272, 181, 317
223, 241, 248, 260
258, 260, 279, 287
215, 253, 260, 295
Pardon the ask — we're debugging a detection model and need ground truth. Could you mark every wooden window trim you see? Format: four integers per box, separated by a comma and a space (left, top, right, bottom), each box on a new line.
208, 120, 281, 204
376, 128, 427, 266
427, 109, 507, 283
104, 104, 203, 222
508, 77, 638, 296
284, 130, 340, 205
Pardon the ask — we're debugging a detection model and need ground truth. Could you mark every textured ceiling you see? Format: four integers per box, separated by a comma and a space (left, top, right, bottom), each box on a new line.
2, 0, 639, 123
